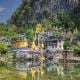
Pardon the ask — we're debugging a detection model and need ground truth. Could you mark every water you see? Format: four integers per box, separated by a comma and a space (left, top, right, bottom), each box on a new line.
0, 60, 80, 80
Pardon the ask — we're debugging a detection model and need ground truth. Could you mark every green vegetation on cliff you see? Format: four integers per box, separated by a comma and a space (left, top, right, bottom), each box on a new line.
0, 24, 17, 37
9, 0, 79, 32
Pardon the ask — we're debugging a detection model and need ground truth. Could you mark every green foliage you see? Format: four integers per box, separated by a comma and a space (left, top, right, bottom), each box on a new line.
0, 43, 10, 55
74, 42, 80, 54
10, 0, 33, 28
35, 24, 42, 33
0, 24, 7, 36
24, 27, 35, 40
63, 40, 71, 50
70, 1, 80, 28
42, 19, 51, 27
58, 10, 75, 32
8, 0, 80, 42
6, 24, 17, 37
0, 24, 17, 37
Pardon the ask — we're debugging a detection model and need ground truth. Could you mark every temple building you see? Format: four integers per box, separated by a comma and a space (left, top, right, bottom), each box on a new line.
38, 30, 64, 51
44, 35, 64, 51
11, 35, 28, 49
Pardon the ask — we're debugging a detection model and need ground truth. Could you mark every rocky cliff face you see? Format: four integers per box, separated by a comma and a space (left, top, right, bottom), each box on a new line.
31, 0, 79, 21
10, 0, 79, 26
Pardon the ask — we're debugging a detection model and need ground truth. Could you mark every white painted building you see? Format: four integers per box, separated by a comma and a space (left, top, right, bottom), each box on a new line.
38, 31, 64, 51
44, 36, 64, 51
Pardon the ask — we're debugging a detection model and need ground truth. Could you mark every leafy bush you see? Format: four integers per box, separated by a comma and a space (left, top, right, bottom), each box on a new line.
74, 42, 80, 54
0, 43, 10, 55
63, 40, 71, 50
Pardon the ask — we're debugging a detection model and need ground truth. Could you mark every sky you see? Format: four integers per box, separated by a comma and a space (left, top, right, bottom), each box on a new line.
0, 0, 21, 23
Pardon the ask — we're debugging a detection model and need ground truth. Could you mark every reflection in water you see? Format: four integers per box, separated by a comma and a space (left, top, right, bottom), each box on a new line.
0, 60, 80, 80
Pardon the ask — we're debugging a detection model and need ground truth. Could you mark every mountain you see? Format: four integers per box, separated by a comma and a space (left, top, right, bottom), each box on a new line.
70, 0, 80, 27
10, 0, 79, 27
31, 0, 79, 18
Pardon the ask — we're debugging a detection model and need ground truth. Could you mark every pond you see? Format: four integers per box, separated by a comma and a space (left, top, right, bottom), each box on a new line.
0, 60, 80, 80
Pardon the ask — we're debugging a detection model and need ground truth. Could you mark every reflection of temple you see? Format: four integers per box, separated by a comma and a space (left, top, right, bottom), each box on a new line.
11, 35, 28, 49
14, 61, 45, 80
7, 60, 78, 80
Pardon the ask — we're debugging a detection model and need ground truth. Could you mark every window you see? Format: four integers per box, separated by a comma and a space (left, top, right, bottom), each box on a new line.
59, 45, 61, 48
59, 40, 61, 43
55, 45, 57, 48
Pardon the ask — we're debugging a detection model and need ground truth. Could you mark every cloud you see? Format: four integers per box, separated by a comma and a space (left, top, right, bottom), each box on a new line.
0, 7, 5, 12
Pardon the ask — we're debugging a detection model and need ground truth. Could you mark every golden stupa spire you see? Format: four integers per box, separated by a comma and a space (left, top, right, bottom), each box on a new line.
31, 41, 36, 49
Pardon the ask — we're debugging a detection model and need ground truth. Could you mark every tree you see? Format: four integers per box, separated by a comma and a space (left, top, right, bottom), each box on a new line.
0, 23, 7, 36
63, 40, 71, 50
0, 24, 17, 37
70, 1, 80, 30
74, 42, 80, 56
57, 10, 75, 32
6, 24, 17, 37
24, 27, 35, 41
35, 24, 43, 34
0, 43, 10, 56
42, 19, 52, 28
